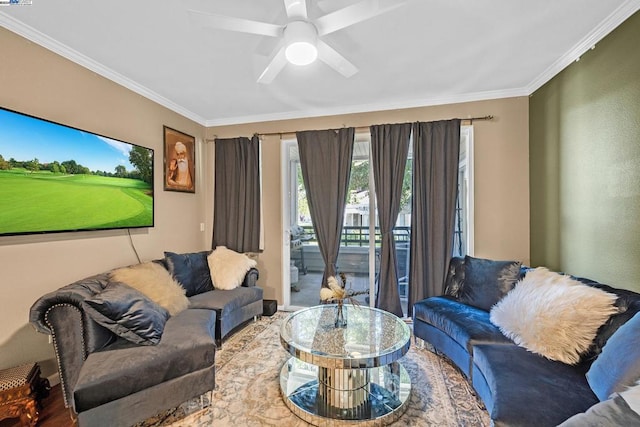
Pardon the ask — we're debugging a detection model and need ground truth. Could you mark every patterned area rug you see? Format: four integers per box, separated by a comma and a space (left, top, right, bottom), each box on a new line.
139, 312, 489, 427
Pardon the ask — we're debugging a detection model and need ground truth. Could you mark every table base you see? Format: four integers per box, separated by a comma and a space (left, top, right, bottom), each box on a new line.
280, 358, 411, 426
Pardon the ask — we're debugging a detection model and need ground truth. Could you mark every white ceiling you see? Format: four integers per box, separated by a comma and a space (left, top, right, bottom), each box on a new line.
1, 0, 639, 126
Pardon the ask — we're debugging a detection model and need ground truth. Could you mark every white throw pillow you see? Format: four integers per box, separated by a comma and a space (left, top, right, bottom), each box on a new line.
208, 246, 257, 290
490, 267, 618, 365
110, 262, 189, 316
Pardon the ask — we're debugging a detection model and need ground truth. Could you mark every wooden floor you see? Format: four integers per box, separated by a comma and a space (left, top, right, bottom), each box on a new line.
0, 384, 73, 427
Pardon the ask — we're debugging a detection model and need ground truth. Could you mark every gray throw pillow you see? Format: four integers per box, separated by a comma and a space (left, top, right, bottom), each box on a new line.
558, 394, 640, 426
587, 312, 640, 401
457, 256, 522, 311
83, 283, 169, 345
165, 251, 214, 297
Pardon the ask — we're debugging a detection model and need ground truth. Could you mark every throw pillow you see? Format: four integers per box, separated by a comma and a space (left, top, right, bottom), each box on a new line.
164, 251, 214, 297
456, 256, 522, 311
490, 267, 619, 365
443, 257, 466, 297
587, 312, 640, 400
208, 246, 257, 290
620, 379, 640, 416
557, 394, 640, 426
110, 262, 189, 316
83, 283, 169, 345
560, 380, 640, 426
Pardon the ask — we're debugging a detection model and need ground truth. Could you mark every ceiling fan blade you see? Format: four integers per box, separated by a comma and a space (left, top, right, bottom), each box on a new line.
316, 40, 358, 78
188, 9, 282, 37
315, 0, 406, 36
283, 0, 308, 20
257, 45, 288, 84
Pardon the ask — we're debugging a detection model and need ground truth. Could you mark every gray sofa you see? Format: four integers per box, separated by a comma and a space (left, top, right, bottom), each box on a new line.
29, 250, 263, 427
413, 256, 640, 426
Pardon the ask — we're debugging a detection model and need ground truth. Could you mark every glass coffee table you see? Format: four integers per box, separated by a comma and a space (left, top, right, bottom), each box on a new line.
279, 304, 411, 426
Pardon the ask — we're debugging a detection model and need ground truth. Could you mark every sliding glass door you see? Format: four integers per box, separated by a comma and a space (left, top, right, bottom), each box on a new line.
283, 136, 377, 309
281, 126, 473, 314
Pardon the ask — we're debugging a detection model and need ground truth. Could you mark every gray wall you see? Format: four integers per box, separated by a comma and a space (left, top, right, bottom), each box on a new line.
529, 11, 640, 292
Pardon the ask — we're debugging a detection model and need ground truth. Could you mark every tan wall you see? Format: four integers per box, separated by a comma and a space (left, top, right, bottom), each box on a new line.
0, 28, 208, 373
209, 96, 530, 305
0, 26, 530, 375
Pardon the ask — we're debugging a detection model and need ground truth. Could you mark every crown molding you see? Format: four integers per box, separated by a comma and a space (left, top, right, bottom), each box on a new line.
0, 12, 207, 126
3, 1, 638, 128
205, 87, 529, 127
526, 0, 640, 94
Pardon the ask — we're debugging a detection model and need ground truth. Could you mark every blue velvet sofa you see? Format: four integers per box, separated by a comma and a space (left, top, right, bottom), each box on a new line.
413, 256, 640, 426
29, 250, 263, 427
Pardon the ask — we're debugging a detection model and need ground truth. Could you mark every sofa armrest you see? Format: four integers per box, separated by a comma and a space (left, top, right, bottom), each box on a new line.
30, 273, 118, 410
44, 304, 87, 410
242, 267, 259, 287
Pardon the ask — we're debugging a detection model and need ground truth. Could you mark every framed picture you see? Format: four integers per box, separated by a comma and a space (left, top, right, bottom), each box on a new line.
163, 126, 195, 193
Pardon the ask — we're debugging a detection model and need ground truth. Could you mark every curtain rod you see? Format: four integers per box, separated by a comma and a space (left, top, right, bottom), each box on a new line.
206, 115, 493, 141
251, 115, 494, 138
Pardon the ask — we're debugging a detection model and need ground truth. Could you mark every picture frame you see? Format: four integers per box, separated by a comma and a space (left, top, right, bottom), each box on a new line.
163, 126, 195, 193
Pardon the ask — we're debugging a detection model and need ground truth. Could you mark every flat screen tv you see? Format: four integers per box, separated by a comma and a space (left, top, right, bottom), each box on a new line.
0, 106, 154, 236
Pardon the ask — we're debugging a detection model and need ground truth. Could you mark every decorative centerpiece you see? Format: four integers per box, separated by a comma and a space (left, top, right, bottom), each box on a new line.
320, 272, 369, 328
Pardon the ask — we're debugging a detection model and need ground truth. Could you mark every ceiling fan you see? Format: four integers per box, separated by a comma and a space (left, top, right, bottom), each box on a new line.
188, 0, 405, 84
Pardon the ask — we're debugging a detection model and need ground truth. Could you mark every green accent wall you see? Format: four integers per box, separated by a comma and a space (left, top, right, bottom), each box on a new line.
530, 11, 640, 292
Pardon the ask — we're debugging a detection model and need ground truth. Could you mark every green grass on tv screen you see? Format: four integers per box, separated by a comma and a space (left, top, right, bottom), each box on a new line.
0, 169, 153, 235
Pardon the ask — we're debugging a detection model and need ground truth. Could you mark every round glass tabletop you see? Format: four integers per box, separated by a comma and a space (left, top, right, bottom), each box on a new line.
280, 304, 411, 369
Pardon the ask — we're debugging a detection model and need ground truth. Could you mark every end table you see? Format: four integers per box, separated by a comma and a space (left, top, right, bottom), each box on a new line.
0, 363, 50, 426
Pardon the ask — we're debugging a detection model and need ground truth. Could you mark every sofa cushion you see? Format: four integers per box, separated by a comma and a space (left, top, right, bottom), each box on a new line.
413, 296, 512, 353
188, 286, 263, 313
208, 246, 257, 290
490, 267, 619, 365
587, 312, 640, 401
110, 262, 189, 316
73, 308, 216, 413
82, 283, 169, 345
472, 343, 599, 426
456, 256, 521, 311
164, 251, 214, 297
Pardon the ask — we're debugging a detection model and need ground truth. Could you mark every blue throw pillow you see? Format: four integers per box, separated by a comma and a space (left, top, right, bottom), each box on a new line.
587, 312, 640, 401
457, 256, 522, 311
443, 257, 466, 297
83, 284, 169, 345
164, 251, 214, 297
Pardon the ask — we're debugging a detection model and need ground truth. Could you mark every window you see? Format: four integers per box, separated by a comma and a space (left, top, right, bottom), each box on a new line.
454, 126, 474, 257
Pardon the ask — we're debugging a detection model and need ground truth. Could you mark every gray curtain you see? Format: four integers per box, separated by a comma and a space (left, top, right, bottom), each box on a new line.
212, 136, 261, 253
297, 128, 355, 286
370, 123, 411, 317
409, 120, 461, 316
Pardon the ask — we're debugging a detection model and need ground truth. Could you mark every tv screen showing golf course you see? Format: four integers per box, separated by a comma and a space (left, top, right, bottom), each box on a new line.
0, 106, 154, 236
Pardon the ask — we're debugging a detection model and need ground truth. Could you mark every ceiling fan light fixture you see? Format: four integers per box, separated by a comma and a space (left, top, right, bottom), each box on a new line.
285, 41, 318, 65
284, 21, 318, 66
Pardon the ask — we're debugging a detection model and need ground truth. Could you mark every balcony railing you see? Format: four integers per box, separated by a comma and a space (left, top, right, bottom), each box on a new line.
297, 225, 410, 247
